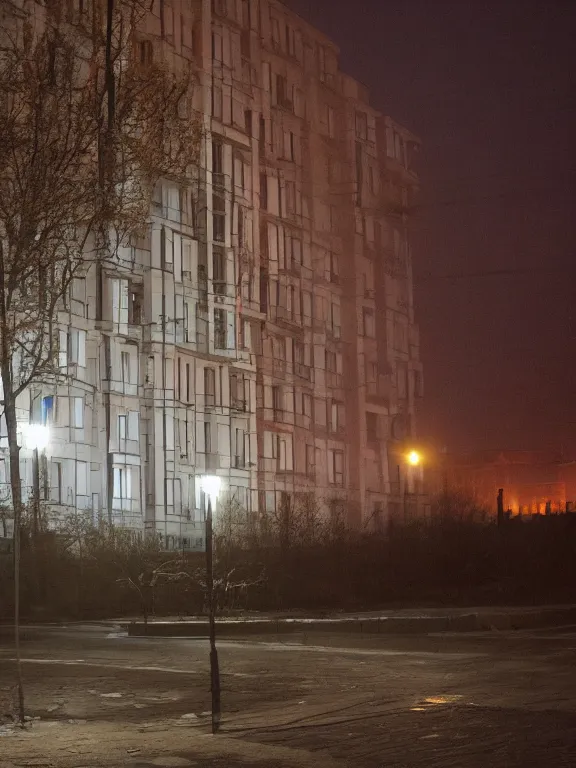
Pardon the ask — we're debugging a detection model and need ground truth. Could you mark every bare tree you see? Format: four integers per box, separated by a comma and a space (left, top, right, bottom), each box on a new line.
0, 0, 200, 723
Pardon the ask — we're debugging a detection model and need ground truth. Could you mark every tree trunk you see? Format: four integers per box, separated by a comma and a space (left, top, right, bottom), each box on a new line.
3, 387, 26, 724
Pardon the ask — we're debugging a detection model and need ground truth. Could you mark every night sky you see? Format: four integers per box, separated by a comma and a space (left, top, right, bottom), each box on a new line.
286, 0, 576, 456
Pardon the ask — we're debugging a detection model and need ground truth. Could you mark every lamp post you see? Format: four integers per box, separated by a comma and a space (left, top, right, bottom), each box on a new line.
22, 424, 50, 604
22, 424, 50, 538
404, 450, 422, 520
199, 474, 222, 734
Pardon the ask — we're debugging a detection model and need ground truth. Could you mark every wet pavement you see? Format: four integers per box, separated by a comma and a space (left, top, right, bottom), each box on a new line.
1, 623, 575, 766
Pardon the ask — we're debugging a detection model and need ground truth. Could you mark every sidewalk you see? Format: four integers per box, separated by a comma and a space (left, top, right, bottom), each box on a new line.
126, 604, 576, 637
2, 604, 575, 637
0, 718, 344, 768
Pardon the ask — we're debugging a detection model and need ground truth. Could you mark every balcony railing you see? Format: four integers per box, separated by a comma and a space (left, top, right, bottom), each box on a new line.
205, 453, 220, 471
294, 362, 311, 380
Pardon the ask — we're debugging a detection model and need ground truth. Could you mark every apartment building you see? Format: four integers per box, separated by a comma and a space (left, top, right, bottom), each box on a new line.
237, 1, 422, 526
0, 0, 422, 541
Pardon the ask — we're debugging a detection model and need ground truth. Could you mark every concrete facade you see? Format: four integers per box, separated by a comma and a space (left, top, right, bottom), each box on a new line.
0, 0, 422, 541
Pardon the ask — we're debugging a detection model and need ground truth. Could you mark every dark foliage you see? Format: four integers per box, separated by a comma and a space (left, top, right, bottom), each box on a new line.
1, 493, 575, 620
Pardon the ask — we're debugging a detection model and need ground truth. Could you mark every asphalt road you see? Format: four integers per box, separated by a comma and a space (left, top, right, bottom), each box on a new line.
1, 624, 576, 766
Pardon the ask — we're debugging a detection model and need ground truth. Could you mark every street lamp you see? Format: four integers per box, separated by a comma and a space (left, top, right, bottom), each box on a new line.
404, 450, 423, 519
22, 424, 50, 452
22, 424, 50, 538
199, 474, 222, 734
200, 474, 222, 505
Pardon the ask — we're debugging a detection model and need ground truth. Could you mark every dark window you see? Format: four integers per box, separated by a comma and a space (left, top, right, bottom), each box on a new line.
214, 308, 226, 349
241, 29, 251, 58
139, 40, 153, 66
355, 142, 363, 206
212, 246, 226, 294
260, 269, 268, 313
240, 0, 250, 27
293, 342, 304, 365
212, 142, 223, 175
366, 413, 378, 443
213, 195, 225, 242
259, 117, 266, 156
305, 445, 315, 477
204, 421, 212, 453
238, 206, 245, 246
244, 109, 252, 135
129, 284, 143, 325
260, 173, 268, 210
204, 367, 216, 406
272, 385, 282, 420
230, 373, 245, 409
355, 111, 368, 140
276, 74, 287, 103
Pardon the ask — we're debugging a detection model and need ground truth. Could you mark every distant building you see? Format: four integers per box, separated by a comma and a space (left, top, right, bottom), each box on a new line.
0, 0, 422, 541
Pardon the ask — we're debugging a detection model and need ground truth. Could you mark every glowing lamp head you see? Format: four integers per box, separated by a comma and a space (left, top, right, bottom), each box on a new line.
407, 450, 421, 467
200, 474, 222, 502
23, 424, 50, 451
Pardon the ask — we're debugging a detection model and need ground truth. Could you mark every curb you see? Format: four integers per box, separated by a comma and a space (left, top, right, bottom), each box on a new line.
126, 607, 576, 637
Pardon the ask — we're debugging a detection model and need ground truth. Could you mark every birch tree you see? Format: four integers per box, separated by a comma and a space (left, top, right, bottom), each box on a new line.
0, 0, 201, 722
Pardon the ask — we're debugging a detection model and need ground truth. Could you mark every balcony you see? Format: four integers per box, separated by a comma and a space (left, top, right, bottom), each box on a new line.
273, 358, 287, 376
284, 259, 301, 278
294, 362, 312, 381
205, 453, 220, 472
95, 319, 114, 332
272, 408, 293, 426
326, 370, 343, 389
214, 331, 227, 350
327, 325, 341, 341
197, 273, 209, 305
126, 323, 142, 342
212, 172, 225, 190
274, 306, 302, 330
366, 375, 392, 404
232, 455, 246, 469
231, 397, 247, 412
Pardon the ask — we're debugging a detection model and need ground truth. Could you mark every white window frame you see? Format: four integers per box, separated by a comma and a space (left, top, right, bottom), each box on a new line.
72, 396, 84, 428
76, 460, 88, 498
118, 414, 127, 451
70, 329, 86, 367
121, 350, 131, 388
113, 466, 132, 510
58, 330, 68, 368
50, 460, 63, 504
